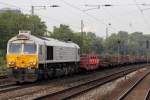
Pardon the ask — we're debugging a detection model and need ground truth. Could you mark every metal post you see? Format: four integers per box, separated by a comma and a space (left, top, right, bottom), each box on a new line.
146, 40, 149, 65
147, 51, 148, 65
81, 20, 84, 54
31, 6, 34, 15
106, 23, 111, 39
105, 23, 111, 56
118, 43, 120, 64
31, 5, 59, 15
106, 27, 108, 39
105, 27, 108, 57
118, 40, 120, 65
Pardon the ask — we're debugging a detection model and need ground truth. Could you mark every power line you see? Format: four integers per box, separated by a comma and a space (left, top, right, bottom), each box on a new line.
59, 0, 118, 31
0, 1, 81, 31
133, 0, 150, 31
84, 3, 150, 7
0, 1, 117, 32
84, 4, 123, 31
31, 5, 59, 15
142, 8, 150, 11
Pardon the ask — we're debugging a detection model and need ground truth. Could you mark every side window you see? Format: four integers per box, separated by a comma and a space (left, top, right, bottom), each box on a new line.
47, 46, 53, 60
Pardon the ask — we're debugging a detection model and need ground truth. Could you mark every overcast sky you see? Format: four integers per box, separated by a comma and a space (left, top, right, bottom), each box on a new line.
0, 0, 150, 37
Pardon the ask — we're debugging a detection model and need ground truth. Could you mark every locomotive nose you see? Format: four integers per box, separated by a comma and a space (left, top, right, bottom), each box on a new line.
7, 54, 38, 69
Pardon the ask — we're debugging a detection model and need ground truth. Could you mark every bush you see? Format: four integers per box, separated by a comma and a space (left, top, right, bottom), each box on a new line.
0, 66, 7, 77
0, 57, 6, 66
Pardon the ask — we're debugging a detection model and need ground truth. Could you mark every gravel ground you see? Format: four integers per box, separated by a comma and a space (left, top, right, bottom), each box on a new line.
0, 78, 14, 85
8, 68, 122, 100
123, 68, 150, 100
0, 65, 145, 100
71, 67, 148, 100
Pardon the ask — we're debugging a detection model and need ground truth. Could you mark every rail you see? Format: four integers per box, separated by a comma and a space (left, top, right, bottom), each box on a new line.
35, 65, 145, 100
144, 88, 150, 100
117, 70, 150, 100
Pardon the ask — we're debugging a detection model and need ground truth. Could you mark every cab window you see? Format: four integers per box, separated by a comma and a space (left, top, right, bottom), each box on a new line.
9, 43, 22, 53
24, 43, 36, 54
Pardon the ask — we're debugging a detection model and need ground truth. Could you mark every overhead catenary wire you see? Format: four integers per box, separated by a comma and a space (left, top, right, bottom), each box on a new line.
133, 0, 150, 31
59, 0, 118, 31
142, 8, 150, 11
83, 4, 124, 32
84, 3, 150, 7
0, 1, 81, 31
1, 1, 150, 34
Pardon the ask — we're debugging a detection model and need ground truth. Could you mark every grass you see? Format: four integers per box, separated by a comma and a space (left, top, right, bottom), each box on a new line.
0, 57, 7, 77
0, 67, 7, 77
0, 57, 6, 66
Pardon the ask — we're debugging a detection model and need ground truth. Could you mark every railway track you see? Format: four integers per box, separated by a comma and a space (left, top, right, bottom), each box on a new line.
117, 70, 150, 100
0, 82, 50, 95
0, 83, 16, 88
0, 75, 7, 79
35, 65, 146, 100
144, 88, 150, 100
0, 83, 22, 93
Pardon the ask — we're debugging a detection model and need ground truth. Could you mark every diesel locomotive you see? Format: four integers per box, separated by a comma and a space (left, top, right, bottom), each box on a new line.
7, 31, 80, 82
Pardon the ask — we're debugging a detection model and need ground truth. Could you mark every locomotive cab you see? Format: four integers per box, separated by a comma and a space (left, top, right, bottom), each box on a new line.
6, 31, 38, 82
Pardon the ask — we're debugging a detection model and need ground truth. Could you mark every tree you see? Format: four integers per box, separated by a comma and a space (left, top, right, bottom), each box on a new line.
51, 24, 74, 41
104, 33, 119, 55
86, 32, 104, 54
0, 12, 47, 55
50, 25, 104, 54
128, 32, 145, 56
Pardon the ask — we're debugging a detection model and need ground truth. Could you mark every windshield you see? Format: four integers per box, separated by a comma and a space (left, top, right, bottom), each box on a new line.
24, 43, 36, 54
9, 43, 22, 53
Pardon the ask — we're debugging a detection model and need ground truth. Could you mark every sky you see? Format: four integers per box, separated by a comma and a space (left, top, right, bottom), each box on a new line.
0, 0, 150, 37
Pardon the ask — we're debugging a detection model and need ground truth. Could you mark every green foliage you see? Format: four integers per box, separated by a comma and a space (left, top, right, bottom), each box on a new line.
0, 12, 150, 61
0, 57, 5, 66
0, 65, 7, 77
0, 12, 47, 61
50, 24, 104, 54
50, 24, 150, 56
51, 24, 74, 41
105, 31, 150, 56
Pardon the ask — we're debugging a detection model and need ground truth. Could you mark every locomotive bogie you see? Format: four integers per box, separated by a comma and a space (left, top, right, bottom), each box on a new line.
8, 68, 38, 82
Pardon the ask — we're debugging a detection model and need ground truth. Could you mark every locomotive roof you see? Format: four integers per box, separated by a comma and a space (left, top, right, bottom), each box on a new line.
8, 33, 80, 48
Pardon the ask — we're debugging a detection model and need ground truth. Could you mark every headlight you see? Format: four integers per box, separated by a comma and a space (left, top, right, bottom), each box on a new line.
29, 62, 36, 66
8, 61, 15, 66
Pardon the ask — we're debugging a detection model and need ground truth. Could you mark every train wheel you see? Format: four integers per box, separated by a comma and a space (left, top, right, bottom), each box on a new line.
44, 73, 48, 80
16, 81, 22, 85
37, 70, 43, 80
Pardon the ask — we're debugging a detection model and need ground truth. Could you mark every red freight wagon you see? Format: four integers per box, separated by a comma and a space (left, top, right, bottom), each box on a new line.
120, 55, 130, 65
109, 56, 120, 66
80, 54, 99, 71
99, 56, 111, 67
